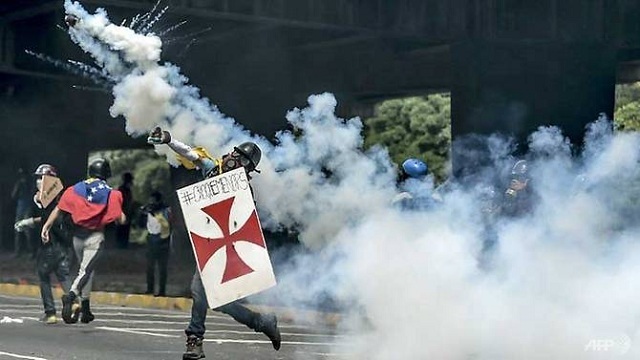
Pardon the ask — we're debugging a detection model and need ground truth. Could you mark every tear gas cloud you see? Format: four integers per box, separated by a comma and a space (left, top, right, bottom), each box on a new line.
60, 1, 640, 358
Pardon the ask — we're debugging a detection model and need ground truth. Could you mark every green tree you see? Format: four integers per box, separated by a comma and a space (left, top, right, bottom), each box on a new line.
615, 82, 640, 131
363, 94, 451, 181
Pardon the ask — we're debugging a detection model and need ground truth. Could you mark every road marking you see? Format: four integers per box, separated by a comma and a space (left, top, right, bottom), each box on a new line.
7, 310, 320, 330
203, 338, 346, 346
58, 317, 311, 330
94, 326, 348, 347
96, 326, 181, 338
113, 328, 345, 338
296, 352, 348, 357
0, 351, 48, 360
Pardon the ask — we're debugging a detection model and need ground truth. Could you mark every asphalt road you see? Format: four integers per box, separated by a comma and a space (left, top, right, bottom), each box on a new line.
0, 294, 351, 360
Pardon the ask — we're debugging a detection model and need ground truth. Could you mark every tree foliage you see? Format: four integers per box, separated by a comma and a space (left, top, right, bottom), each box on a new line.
363, 94, 451, 181
615, 82, 640, 131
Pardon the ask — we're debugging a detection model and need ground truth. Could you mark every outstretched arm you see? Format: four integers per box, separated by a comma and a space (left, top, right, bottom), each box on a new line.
148, 127, 201, 161
148, 127, 215, 172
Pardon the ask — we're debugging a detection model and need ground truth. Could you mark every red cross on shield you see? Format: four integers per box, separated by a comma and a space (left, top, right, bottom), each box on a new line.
177, 167, 277, 308
190, 196, 266, 284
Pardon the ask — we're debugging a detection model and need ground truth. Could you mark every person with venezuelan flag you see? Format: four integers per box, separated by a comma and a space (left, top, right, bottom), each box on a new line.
41, 158, 126, 324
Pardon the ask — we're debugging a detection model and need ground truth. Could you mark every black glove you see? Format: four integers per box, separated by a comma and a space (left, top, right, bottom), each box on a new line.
147, 127, 171, 145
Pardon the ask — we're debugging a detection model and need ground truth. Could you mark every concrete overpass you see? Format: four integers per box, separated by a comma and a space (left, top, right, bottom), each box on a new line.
1, 0, 640, 248
1, 1, 639, 135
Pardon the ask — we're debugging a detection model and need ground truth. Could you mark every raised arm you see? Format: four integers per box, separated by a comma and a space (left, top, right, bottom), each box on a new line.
147, 127, 196, 158
148, 127, 216, 174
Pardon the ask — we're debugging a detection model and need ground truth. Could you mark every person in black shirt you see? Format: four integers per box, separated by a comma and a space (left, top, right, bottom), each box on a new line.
14, 164, 71, 324
139, 191, 172, 297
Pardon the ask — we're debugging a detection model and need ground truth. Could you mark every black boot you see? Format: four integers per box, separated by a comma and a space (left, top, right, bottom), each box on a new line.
80, 299, 95, 324
61, 292, 79, 324
183, 335, 205, 359
259, 313, 281, 351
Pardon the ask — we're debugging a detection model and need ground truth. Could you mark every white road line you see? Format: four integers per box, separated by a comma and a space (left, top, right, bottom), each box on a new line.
203, 338, 347, 346
297, 352, 348, 357
110, 328, 345, 338
20, 315, 326, 336
1, 308, 322, 329
0, 351, 48, 360
71, 317, 311, 330
96, 326, 181, 338
94, 325, 349, 347
92, 312, 231, 321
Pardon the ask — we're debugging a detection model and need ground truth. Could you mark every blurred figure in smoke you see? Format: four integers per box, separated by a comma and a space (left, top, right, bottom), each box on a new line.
147, 127, 281, 360
14, 164, 71, 324
12, 168, 34, 258
116, 172, 134, 249
393, 158, 437, 210
501, 159, 536, 217
41, 158, 126, 324
477, 184, 502, 269
138, 191, 172, 297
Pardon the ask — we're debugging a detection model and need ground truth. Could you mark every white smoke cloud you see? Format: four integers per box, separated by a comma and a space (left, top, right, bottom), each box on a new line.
109, 67, 175, 135
61, 2, 640, 359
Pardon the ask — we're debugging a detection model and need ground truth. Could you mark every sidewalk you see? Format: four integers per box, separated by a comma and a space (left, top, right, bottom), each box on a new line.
0, 249, 342, 327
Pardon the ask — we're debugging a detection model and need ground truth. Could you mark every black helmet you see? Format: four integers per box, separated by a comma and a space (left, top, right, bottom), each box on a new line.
88, 158, 111, 179
234, 142, 262, 171
34, 163, 58, 177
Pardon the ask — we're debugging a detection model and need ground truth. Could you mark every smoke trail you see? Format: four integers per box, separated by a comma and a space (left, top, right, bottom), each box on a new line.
58, 2, 640, 359
62, 0, 398, 247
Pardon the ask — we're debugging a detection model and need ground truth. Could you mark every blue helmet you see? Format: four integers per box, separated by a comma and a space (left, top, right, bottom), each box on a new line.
402, 158, 428, 179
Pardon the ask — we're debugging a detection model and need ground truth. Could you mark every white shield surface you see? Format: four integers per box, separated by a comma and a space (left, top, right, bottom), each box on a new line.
177, 167, 276, 308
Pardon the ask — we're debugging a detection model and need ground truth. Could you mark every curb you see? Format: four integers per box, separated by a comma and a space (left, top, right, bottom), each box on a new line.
0, 283, 341, 327
0, 283, 193, 311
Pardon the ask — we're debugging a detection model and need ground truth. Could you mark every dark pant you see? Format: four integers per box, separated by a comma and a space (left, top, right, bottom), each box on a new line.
37, 244, 71, 315
146, 236, 170, 295
185, 271, 262, 338
115, 223, 131, 249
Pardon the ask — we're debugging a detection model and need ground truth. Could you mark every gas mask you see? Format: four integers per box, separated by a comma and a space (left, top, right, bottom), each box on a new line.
221, 150, 252, 173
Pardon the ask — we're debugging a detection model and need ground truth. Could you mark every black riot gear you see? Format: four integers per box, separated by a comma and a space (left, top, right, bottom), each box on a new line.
34, 164, 58, 177
88, 158, 111, 180
231, 142, 262, 172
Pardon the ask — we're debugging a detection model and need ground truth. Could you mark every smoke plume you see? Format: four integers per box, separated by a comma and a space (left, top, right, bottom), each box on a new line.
60, 2, 640, 358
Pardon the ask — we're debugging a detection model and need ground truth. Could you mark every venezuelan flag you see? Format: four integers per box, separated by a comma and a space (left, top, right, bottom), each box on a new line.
58, 178, 123, 230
